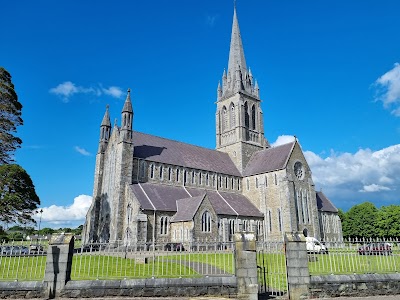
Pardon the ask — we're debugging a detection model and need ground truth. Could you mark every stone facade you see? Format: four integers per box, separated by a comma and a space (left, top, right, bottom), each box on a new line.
83, 6, 342, 245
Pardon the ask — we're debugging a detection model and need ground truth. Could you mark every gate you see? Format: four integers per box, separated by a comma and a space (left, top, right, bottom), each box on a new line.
256, 241, 288, 297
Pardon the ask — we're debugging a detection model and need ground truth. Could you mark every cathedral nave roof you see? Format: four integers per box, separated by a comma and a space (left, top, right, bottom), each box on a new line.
132, 131, 241, 176
131, 182, 263, 218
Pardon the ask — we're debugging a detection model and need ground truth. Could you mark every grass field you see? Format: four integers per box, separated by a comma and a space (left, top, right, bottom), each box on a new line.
308, 249, 400, 275
1, 247, 400, 282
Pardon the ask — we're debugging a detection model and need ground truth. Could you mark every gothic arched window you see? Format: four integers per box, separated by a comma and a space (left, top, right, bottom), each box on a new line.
244, 102, 249, 128
222, 106, 228, 132
160, 216, 168, 235
278, 209, 282, 232
230, 103, 235, 128
251, 105, 256, 130
201, 211, 211, 232
150, 164, 154, 179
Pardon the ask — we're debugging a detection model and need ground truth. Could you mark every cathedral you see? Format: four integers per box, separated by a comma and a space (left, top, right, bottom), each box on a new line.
83, 6, 343, 245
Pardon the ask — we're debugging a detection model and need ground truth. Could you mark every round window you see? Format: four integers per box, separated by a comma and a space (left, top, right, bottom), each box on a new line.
294, 161, 304, 180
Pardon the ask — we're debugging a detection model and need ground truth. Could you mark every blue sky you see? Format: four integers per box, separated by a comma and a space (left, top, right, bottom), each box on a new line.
2, 0, 400, 229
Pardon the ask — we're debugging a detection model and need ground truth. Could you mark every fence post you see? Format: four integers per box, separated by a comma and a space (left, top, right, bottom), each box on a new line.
234, 231, 258, 300
284, 232, 309, 300
44, 233, 75, 299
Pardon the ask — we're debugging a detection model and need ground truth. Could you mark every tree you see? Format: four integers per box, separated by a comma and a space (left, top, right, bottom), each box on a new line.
0, 67, 23, 164
0, 164, 40, 224
344, 202, 378, 239
376, 205, 400, 238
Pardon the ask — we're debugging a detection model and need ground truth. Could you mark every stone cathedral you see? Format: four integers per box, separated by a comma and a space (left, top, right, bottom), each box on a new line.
83, 7, 343, 245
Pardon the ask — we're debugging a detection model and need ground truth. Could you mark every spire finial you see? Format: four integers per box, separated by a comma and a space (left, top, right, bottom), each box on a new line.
227, 2, 247, 81
106, 104, 109, 110
127, 88, 131, 94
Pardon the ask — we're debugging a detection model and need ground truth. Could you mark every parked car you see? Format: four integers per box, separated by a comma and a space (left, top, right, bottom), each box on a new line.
358, 243, 392, 255
0, 246, 12, 255
164, 243, 185, 251
74, 244, 101, 253
306, 237, 328, 254
11, 246, 29, 255
29, 244, 45, 254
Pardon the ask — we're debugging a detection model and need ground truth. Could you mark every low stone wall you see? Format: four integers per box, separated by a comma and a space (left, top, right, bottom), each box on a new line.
0, 281, 46, 299
61, 277, 237, 298
310, 273, 400, 298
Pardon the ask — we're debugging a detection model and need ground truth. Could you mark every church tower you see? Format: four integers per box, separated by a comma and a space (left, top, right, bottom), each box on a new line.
216, 5, 269, 173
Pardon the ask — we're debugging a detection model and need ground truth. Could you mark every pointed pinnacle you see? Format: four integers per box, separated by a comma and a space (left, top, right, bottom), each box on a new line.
101, 105, 111, 127
122, 88, 133, 113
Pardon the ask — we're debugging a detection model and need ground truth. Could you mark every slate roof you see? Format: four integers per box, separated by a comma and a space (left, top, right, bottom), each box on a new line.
316, 191, 338, 213
132, 131, 241, 176
170, 195, 205, 223
131, 183, 263, 218
243, 142, 295, 176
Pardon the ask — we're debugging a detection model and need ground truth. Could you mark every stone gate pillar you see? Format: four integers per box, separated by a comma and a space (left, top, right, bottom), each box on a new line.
234, 231, 258, 300
44, 233, 74, 299
284, 232, 309, 300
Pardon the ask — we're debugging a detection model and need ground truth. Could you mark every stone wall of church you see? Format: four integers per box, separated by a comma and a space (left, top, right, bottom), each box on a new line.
286, 143, 321, 240
170, 221, 193, 245
242, 169, 291, 240
192, 197, 218, 240
319, 211, 343, 241
132, 158, 242, 194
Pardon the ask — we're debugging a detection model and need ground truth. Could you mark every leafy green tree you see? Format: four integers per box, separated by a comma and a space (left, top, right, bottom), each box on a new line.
376, 205, 400, 238
73, 224, 83, 235
344, 202, 378, 239
39, 228, 55, 235
0, 67, 23, 164
0, 226, 8, 242
0, 164, 40, 224
7, 231, 23, 241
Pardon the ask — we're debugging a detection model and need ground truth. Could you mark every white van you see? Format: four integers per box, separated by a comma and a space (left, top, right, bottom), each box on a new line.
306, 237, 328, 254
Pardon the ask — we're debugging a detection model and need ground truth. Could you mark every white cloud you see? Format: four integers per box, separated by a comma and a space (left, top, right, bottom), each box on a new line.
374, 63, 400, 116
102, 86, 124, 98
302, 144, 400, 208
34, 195, 92, 225
49, 81, 78, 101
359, 184, 391, 193
271, 135, 295, 147
74, 146, 91, 156
49, 81, 124, 102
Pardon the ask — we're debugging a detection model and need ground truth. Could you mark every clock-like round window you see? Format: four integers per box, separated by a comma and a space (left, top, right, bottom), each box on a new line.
294, 161, 304, 180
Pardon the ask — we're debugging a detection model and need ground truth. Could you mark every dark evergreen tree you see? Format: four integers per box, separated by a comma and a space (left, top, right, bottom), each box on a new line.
0, 67, 23, 164
0, 164, 40, 224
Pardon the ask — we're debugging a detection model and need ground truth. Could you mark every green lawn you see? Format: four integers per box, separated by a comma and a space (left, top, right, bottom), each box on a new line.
2, 247, 399, 283
0, 256, 46, 281
257, 253, 287, 292
308, 250, 400, 275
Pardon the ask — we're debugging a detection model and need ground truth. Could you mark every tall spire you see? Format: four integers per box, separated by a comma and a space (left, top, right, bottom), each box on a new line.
227, 5, 247, 79
218, 4, 258, 100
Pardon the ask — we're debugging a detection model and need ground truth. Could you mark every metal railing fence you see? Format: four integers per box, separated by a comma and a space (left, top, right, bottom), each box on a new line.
256, 240, 287, 296
309, 237, 400, 275
72, 239, 235, 280
0, 240, 47, 281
